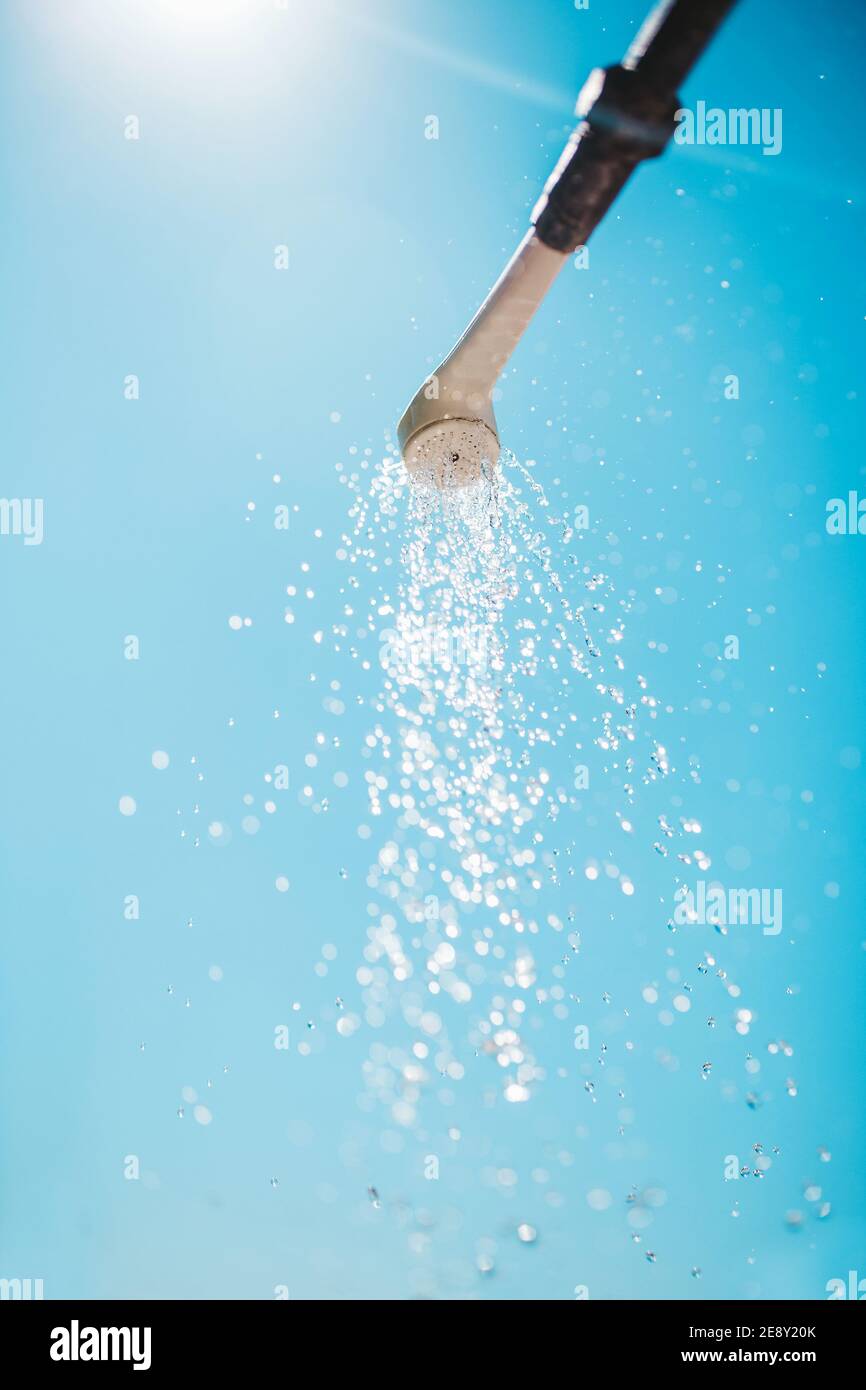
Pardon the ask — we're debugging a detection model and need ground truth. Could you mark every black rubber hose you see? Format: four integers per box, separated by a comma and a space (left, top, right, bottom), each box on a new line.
626, 0, 739, 90
532, 0, 740, 253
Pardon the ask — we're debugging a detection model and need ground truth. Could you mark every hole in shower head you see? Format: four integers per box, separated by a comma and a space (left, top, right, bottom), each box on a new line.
400, 418, 501, 491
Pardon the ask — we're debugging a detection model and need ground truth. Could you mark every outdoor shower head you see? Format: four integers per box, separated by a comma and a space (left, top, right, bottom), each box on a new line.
397, 0, 738, 488
397, 230, 568, 487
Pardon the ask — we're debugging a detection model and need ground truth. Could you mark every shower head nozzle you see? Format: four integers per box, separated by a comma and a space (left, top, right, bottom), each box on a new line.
395, 0, 739, 489
396, 231, 566, 488
399, 417, 500, 491
397, 365, 500, 489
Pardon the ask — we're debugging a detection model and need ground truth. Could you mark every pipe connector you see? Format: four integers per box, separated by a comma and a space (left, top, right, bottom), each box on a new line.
532, 64, 680, 253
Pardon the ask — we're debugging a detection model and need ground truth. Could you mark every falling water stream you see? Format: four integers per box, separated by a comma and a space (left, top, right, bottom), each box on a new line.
330, 444, 793, 1244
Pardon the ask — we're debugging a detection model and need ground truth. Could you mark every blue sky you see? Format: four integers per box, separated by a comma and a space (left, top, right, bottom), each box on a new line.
1, 0, 864, 1300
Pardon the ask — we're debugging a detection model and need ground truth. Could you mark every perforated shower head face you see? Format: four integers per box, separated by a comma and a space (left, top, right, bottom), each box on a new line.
401, 417, 500, 490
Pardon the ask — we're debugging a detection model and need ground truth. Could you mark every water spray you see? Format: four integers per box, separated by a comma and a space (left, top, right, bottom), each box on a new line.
397, 0, 739, 488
